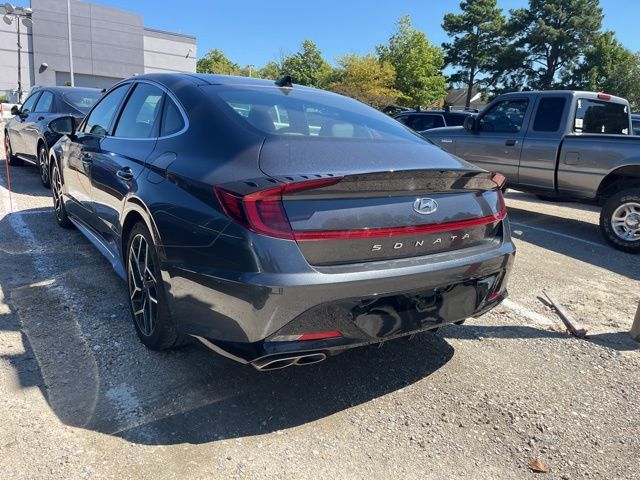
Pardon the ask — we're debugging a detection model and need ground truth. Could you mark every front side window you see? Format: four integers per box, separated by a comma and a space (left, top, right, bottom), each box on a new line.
574, 98, 629, 134
83, 84, 129, 136
210, 85, 424, 142
479, 99, 529, 133
20, 92, 41, 115
114, 83, 164, 138
35, 91, 55, 113
533, 97, 566, 132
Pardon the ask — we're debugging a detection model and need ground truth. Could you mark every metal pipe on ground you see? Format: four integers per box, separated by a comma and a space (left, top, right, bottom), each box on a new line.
631, 301, 640, 342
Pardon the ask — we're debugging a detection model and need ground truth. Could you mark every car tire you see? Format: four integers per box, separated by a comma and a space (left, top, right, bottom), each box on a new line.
50, 162, 73, 228
3, 132, 23, 166
599, 188, 640, 253
126, 222, 183, 350
38, 143, 50, 188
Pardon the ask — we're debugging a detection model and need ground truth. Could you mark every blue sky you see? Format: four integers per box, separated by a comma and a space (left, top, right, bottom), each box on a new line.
19, 0, 640, 67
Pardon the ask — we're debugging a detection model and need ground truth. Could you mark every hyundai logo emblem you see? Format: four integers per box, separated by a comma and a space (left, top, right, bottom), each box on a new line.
413, 197, 438, 215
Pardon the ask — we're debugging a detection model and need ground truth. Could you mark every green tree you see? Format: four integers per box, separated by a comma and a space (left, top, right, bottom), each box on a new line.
377, 16, 448, 107
196, 49, 241, 75
568, 31, 640, 108
257, 61, 282, 80
442, 0, 506, 108
329, 54, 402, 109
280, 40, 332, 88
508, 0, 603, 89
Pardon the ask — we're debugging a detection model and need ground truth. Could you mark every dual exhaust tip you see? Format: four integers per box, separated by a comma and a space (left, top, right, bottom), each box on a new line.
252, 352, 327, 371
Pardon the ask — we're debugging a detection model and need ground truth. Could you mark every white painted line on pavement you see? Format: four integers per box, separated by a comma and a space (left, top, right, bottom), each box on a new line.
510, 221, 606, 249
503, 299, 555, 327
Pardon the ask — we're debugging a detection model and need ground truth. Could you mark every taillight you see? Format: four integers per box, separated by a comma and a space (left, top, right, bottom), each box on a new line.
214, 177, 342, 240
597, 93, 612, 100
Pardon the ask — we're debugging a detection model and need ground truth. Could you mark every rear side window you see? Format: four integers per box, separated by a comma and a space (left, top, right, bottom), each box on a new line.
35, 91, 55, 113
160, 97, 185, 136
533, 97, 566, 132
114, 83, 164, 138
83, 84, 129, 136
574, 98, 629, 134
479, 99, 528, 133
405, 114, 445, 131
632, 119, 640, 136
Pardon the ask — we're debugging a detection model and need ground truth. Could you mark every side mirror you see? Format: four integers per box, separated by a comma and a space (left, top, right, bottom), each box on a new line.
10, 105, 20, 116
463, 115, 477, 132
49, 116, 76, 136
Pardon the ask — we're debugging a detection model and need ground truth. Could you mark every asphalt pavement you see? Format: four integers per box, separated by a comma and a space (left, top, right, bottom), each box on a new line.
0, 138, 638, 479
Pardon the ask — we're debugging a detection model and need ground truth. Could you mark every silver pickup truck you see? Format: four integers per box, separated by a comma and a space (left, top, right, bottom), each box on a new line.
422, 91, 640, 253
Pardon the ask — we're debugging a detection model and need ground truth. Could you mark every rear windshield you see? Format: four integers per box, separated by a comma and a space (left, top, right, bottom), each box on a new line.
574, 98, 629, 134
63, 91, 102, 113
210, 85, 424, 142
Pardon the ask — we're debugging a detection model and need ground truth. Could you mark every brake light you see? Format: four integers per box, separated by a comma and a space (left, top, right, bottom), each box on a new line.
597, 93, 612, 100
214, 177, 342, 240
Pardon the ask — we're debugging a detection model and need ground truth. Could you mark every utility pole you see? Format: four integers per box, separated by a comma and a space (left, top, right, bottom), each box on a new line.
16, 16, 21, 99
67, 0, 75, 86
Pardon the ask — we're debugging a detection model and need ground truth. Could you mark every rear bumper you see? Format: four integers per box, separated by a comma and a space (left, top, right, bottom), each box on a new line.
162, 237, 515, 364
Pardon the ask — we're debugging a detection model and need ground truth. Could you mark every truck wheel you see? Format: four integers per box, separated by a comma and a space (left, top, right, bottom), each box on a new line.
600, 189, 640, 253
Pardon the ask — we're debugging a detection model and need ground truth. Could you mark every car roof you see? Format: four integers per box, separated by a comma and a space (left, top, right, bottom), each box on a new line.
32, 86, 101, 94
129, 72, 321, 92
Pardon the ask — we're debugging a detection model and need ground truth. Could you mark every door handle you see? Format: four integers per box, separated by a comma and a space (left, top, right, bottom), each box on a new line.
505, 139, 517, 146
116, 167, 134, 181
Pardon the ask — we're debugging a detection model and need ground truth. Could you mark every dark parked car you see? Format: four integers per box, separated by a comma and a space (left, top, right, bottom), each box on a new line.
3, 86, 102, 187
394, 110, 475, 134
48, 73, 515, 370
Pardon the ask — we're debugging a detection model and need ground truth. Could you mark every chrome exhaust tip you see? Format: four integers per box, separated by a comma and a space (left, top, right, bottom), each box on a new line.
253, 352, 327, 371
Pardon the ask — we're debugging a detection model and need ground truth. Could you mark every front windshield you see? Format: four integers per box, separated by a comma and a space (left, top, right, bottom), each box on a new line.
208, 85, 423, 142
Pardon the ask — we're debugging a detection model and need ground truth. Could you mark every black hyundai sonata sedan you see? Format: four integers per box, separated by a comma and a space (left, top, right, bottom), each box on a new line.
48, 73, 515, 370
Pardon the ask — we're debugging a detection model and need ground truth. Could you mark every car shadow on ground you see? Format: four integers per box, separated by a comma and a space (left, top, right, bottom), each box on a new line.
506, 191, 600, 214
1, 161, 52, 199
0, 206, 455, 446
443, 323, 640, 352
506, 206, 640, 281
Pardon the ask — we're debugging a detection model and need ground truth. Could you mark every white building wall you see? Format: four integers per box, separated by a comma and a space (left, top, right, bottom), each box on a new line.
0, 8, 34, 99
143, 29, 196, 74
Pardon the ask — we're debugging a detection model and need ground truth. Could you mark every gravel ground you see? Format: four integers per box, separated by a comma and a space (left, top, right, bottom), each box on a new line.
0, 132, 639, 479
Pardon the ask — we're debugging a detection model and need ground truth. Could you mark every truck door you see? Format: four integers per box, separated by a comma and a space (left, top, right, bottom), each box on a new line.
456, 98, 530, 184
518, 96, 567, 192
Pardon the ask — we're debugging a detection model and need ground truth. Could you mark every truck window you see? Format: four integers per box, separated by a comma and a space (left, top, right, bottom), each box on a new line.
533, 97, 566, 132
574, 99, 629, 135
406, 114, 445, 131
479, 99, 528, 133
